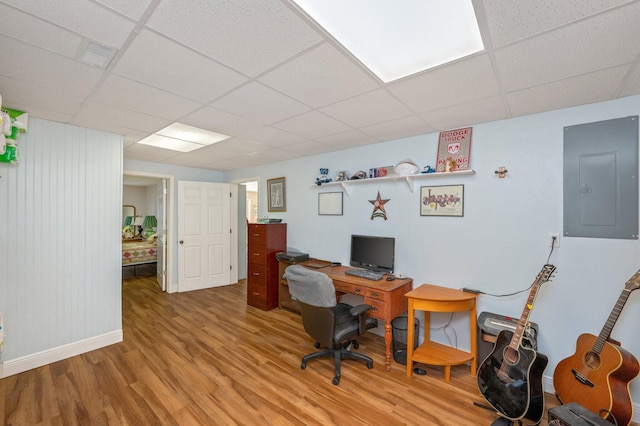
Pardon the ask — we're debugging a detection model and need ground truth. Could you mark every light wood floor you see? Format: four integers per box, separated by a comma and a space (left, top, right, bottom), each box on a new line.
1, 272, 563, 425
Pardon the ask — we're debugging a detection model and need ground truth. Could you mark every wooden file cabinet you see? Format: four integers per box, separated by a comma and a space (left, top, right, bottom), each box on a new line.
247, 223, 286, 310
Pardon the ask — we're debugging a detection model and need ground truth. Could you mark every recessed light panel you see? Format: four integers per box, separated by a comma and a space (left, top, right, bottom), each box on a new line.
291, 0, 484, 82
138, 123, 230, 152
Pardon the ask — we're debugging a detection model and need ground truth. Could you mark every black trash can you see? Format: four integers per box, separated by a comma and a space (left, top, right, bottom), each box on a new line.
391, 314, 419, 365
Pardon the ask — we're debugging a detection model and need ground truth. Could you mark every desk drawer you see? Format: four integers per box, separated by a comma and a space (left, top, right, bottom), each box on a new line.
248, 246, 267, 264
248, 225, 267, 245
248, 263, 267, 285
364, 297, 386, 319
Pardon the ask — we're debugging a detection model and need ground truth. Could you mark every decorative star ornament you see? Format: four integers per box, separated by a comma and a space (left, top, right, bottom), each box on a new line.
369, 191, 390, 220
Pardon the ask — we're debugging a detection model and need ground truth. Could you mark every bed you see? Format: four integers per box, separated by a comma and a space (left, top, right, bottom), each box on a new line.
122, 239, 158, 275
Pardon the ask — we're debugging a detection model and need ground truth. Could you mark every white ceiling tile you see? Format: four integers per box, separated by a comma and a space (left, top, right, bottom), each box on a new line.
280, 140, 337, 156
238, 126, 304, 147
388, 54, 500, 113
0, 3, 82, 58
314, 129, 378, 148
96, 0, 153, 20
1, 0, 640, 172
113, 29, 248, 104
146, 0, 323, 76
321, 89, 413, 128
0, 75, 83, 118
506, 66, 631, 117
180, 107, 261, 137
211, 82, 310, 124
0, 35, 104, 98
483, 0, 632, 47
495, 3, 640, 91
420, 96, 508, 130
620, 63, 640, 97
92, 75, 201, 122
72, 101, 171, 135
272, 110, 350, 139
360, 116, 436, 142
212, 138, 266, 155
1, 0, 134, 47
259, 42, 379, 107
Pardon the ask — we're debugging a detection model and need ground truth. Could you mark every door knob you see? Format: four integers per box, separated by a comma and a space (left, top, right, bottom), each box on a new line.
179, 240, 184, 244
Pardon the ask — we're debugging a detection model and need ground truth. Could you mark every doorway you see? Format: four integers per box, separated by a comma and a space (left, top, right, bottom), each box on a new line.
233, 178, 259, 281
123, 171, 173, 292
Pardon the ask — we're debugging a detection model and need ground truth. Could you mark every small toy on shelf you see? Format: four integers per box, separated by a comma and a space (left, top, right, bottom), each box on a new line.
335, 171, 350, 181
445, 156, 457, 172
421, 165, 436, 174
315, 168, 332, 185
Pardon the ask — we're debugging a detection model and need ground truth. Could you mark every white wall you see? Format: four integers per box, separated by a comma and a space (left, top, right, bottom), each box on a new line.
0, 118, 123, 376
227, 95, 640, 414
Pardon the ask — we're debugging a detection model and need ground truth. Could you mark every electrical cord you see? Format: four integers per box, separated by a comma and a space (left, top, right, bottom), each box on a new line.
466, 240, 557, 298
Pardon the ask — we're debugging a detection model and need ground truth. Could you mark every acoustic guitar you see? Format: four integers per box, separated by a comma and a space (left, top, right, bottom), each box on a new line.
477, 264, 556, 425
553, 269, 640, 426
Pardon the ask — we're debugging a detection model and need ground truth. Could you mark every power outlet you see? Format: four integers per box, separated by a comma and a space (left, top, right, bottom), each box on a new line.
548, 233, 560, 247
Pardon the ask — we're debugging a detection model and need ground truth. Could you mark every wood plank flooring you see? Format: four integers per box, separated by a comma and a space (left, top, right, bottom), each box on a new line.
1, 274, 564, 425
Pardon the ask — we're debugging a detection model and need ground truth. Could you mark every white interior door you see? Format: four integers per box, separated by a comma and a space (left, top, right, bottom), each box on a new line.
156, 179, 167, 291
178, 181, 232, 292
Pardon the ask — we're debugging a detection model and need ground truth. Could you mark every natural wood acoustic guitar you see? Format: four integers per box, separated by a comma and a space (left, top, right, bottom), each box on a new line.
477, 264, 556, 425
553, 269, 640, 426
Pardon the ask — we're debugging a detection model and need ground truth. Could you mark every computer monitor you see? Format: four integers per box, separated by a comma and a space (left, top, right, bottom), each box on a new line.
349, 234, 395, 274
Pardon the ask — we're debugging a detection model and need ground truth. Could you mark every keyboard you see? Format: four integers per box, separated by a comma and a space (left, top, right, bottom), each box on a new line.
344, 268, 383, 281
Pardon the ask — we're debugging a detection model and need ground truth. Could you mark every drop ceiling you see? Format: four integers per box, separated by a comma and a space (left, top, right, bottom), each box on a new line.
1, 0, 639, 172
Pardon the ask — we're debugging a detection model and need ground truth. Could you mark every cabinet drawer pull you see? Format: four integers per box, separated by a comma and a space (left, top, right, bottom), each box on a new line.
253, 272, 260, 276
371, 292, 379, 298
355, 288, 361, 295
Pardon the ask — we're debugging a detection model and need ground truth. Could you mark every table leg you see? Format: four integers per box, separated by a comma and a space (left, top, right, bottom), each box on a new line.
384, 320, 392, 371
406, 301, 415, 377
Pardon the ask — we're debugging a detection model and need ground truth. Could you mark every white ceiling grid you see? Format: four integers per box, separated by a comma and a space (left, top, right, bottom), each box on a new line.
0, 0, 638, 171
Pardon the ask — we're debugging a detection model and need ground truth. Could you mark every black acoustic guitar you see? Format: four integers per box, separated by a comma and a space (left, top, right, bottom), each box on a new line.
477, 264, 556, 425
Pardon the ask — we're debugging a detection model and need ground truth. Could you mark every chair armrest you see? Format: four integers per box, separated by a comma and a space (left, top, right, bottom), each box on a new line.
349, 304, 373, 317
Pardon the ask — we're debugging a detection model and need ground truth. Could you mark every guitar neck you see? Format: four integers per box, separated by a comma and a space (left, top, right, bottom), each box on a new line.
594, 285, 636, 353
508, 264, 555, 352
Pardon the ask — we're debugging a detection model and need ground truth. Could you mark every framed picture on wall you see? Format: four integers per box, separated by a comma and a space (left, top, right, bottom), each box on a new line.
267, 177, 286, 212
318, 192, 343, 215
420, 184, 464, 217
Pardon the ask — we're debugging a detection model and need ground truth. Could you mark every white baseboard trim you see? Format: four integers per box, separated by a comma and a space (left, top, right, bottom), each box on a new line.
0, 330, 122, 379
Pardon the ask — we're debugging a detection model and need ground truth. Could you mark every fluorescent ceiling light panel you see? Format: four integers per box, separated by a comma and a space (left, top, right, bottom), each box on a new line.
138, 123, 230, 152
291, 0, 484, 83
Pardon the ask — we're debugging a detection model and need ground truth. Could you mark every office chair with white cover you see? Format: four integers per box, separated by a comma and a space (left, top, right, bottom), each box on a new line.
283, 264, 378, 385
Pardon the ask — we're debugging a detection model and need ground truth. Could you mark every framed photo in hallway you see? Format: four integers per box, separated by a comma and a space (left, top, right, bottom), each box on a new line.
267, 177, 286, 212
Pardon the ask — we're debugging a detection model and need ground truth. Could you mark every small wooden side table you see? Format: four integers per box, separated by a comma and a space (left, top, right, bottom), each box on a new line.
405, 284, 478, 382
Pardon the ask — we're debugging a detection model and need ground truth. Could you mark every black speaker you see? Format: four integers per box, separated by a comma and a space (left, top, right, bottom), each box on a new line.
548, 402, 611, 426
476, 311, 538, 370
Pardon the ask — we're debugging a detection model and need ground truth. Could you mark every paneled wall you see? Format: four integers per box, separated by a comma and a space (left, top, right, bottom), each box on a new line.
0, 118, 122, 374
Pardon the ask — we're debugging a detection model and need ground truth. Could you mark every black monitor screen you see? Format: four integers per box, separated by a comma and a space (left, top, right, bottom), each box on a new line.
349, 235, 395, 273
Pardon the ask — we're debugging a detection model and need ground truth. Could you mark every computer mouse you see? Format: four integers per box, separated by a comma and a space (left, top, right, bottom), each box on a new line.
386, 276, 395, 281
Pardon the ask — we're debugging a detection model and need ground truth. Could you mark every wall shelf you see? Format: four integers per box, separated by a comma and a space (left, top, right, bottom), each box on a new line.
313, 170, 476, 195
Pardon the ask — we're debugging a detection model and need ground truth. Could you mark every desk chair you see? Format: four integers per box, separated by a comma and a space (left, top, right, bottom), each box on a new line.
283, 264, 378, 385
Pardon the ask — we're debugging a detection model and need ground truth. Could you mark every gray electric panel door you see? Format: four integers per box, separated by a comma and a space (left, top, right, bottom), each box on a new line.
563, 115, 638, 239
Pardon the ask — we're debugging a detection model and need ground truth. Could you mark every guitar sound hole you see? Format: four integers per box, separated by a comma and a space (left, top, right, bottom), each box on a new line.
503, 347, 520, 365
583, 351, 601, 369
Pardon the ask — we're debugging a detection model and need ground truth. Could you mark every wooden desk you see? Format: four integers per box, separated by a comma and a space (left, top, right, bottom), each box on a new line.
405, 284, 478, 382
279, 261, 412, 372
